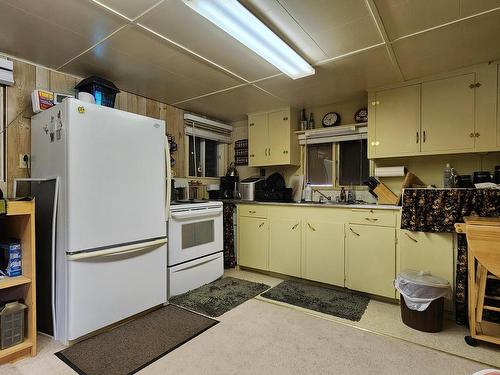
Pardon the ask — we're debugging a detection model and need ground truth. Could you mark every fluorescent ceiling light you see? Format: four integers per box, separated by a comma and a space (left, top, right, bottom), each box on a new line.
182, 0, 315, 79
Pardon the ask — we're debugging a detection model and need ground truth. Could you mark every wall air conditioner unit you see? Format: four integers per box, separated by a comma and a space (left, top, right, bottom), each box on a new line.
0, 58, 14, 86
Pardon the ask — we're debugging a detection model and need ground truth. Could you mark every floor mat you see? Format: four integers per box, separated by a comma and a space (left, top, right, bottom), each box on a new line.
260, 279, 370, 321
169, 276, 270, 317
55, 305, 217, 375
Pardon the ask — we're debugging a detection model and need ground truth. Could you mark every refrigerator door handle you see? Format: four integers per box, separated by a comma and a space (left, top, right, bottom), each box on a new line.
67, 238, 167, 261
165, 136, 171, 220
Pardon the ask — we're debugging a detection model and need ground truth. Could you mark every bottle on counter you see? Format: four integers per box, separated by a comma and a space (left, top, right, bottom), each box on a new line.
443, 163, 452, 188
339, 187, 346, 202
303, 183, 313, 202
308, 112, 315, 130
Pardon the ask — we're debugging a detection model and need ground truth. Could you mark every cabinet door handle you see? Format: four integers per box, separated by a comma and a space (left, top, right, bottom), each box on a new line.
475, 132, 480, 137
307, 223, 316, 231
404, 232, 418, 243
259, 222, 265, 228
364, 217, 378, 222
349, 227, 360, 236
265, 148, 267, 156
371, 101, 376, 106
268, 148, 271, 156
248, 210, 256, 214
249, 123, 254, 127
470, 133, 475, 138
416, 132, 419, 144
283, 117, 288, 121
423, 131, 426, 143
291, 223, 299, 230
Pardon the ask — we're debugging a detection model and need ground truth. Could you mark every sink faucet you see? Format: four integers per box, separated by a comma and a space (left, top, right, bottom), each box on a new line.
313, 189, 331, 202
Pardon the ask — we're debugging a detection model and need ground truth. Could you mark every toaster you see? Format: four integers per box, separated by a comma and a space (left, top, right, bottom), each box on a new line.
239, 177, 265, 201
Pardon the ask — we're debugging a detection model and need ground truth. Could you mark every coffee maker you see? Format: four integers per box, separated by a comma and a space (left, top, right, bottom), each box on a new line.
220, 162, 239, 199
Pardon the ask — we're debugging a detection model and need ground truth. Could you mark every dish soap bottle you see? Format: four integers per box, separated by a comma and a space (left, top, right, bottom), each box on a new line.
443, 163, 452, 188
303, 183, 313, 202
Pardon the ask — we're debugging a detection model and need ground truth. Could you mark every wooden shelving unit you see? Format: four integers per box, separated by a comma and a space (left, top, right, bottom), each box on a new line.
0, 200, 36, 364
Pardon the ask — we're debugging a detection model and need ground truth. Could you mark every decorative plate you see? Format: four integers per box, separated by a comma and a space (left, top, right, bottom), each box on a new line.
354, 108, 368, 123
322, 112, 340, 127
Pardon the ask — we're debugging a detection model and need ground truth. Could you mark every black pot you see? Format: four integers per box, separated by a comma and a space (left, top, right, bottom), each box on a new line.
472, 171, 492, 184
494, 166, 500, 184
457, 175, 474, 188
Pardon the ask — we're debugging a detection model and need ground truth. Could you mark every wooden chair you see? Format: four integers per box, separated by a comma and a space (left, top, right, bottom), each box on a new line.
455, 216, 500, 347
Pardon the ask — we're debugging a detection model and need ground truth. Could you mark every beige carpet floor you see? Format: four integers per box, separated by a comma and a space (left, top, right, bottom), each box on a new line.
229, 268, 500, 368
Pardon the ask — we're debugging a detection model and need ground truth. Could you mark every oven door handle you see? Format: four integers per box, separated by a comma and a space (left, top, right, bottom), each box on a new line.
171, 208, 223, 220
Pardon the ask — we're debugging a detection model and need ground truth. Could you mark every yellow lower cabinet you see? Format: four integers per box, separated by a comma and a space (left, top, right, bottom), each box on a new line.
346, 224, 396, 298
238, 216, 269, 270
398, 230, 454, 288
303, 220, 344, 287
269, 217, 301, 277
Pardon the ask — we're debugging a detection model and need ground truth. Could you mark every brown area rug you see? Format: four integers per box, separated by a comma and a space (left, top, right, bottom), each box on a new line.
55, 305, 218, 375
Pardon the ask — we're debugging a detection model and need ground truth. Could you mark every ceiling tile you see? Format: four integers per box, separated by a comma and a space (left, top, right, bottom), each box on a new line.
255, 46, 401, 109
177, 85, 287, 122
138, 0, 280, 81
276, 0, 383, 59
393, 10, 500, 79
0, 0, 125, 68
374, 0, 459, 41
93, 0, 161, 19
459, 0, 500, 17
240, 0, 329, 63
60, 26, 244, 104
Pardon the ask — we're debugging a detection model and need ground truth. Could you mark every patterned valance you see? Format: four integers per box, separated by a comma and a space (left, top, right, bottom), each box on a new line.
401, 188, 500, 232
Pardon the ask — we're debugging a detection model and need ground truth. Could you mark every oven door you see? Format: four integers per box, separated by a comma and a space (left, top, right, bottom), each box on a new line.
168, 206, 223, 266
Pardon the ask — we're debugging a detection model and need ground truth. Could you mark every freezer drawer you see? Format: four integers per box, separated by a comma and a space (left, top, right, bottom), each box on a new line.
168, 252, 223, 298
66, 241, 167, 341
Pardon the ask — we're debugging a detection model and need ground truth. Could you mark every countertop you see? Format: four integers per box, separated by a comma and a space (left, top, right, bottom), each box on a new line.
220, 199, 401, 211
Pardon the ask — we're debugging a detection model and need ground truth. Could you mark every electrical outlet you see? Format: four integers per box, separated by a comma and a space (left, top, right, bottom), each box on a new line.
19, 154, 30, 169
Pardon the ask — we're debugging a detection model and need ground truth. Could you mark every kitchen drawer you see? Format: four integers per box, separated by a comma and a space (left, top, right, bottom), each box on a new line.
349, 209, 396, 227
238, 205, 267, 218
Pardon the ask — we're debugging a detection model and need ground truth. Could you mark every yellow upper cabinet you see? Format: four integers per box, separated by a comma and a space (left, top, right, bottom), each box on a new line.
368, 63, 499, 158
370, 85, 421, 158
248, 113, 268, 166
247, 107, 299, 167
421, 74, 475, 153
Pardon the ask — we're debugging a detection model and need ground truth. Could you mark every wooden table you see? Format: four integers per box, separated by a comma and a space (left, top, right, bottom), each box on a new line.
455, 216, 500, 347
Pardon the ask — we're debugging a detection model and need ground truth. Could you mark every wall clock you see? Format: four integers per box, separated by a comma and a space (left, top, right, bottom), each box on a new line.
322, 112, 340, 127
354, 108, 368, 123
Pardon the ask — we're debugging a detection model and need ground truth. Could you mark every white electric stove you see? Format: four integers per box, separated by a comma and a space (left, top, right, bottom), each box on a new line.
167, 200, 224, 297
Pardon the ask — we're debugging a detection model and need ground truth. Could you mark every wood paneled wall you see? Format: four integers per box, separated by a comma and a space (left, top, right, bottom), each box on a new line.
4, 58, 186, 195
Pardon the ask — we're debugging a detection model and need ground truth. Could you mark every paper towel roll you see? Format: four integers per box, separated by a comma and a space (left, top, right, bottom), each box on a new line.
374, 166, 405, 177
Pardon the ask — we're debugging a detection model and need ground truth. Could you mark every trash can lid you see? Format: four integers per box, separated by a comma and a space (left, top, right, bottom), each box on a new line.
397, 269, 450, 288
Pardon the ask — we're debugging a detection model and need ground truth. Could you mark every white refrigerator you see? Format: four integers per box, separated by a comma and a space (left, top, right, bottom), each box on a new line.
31, 98, 169, 344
